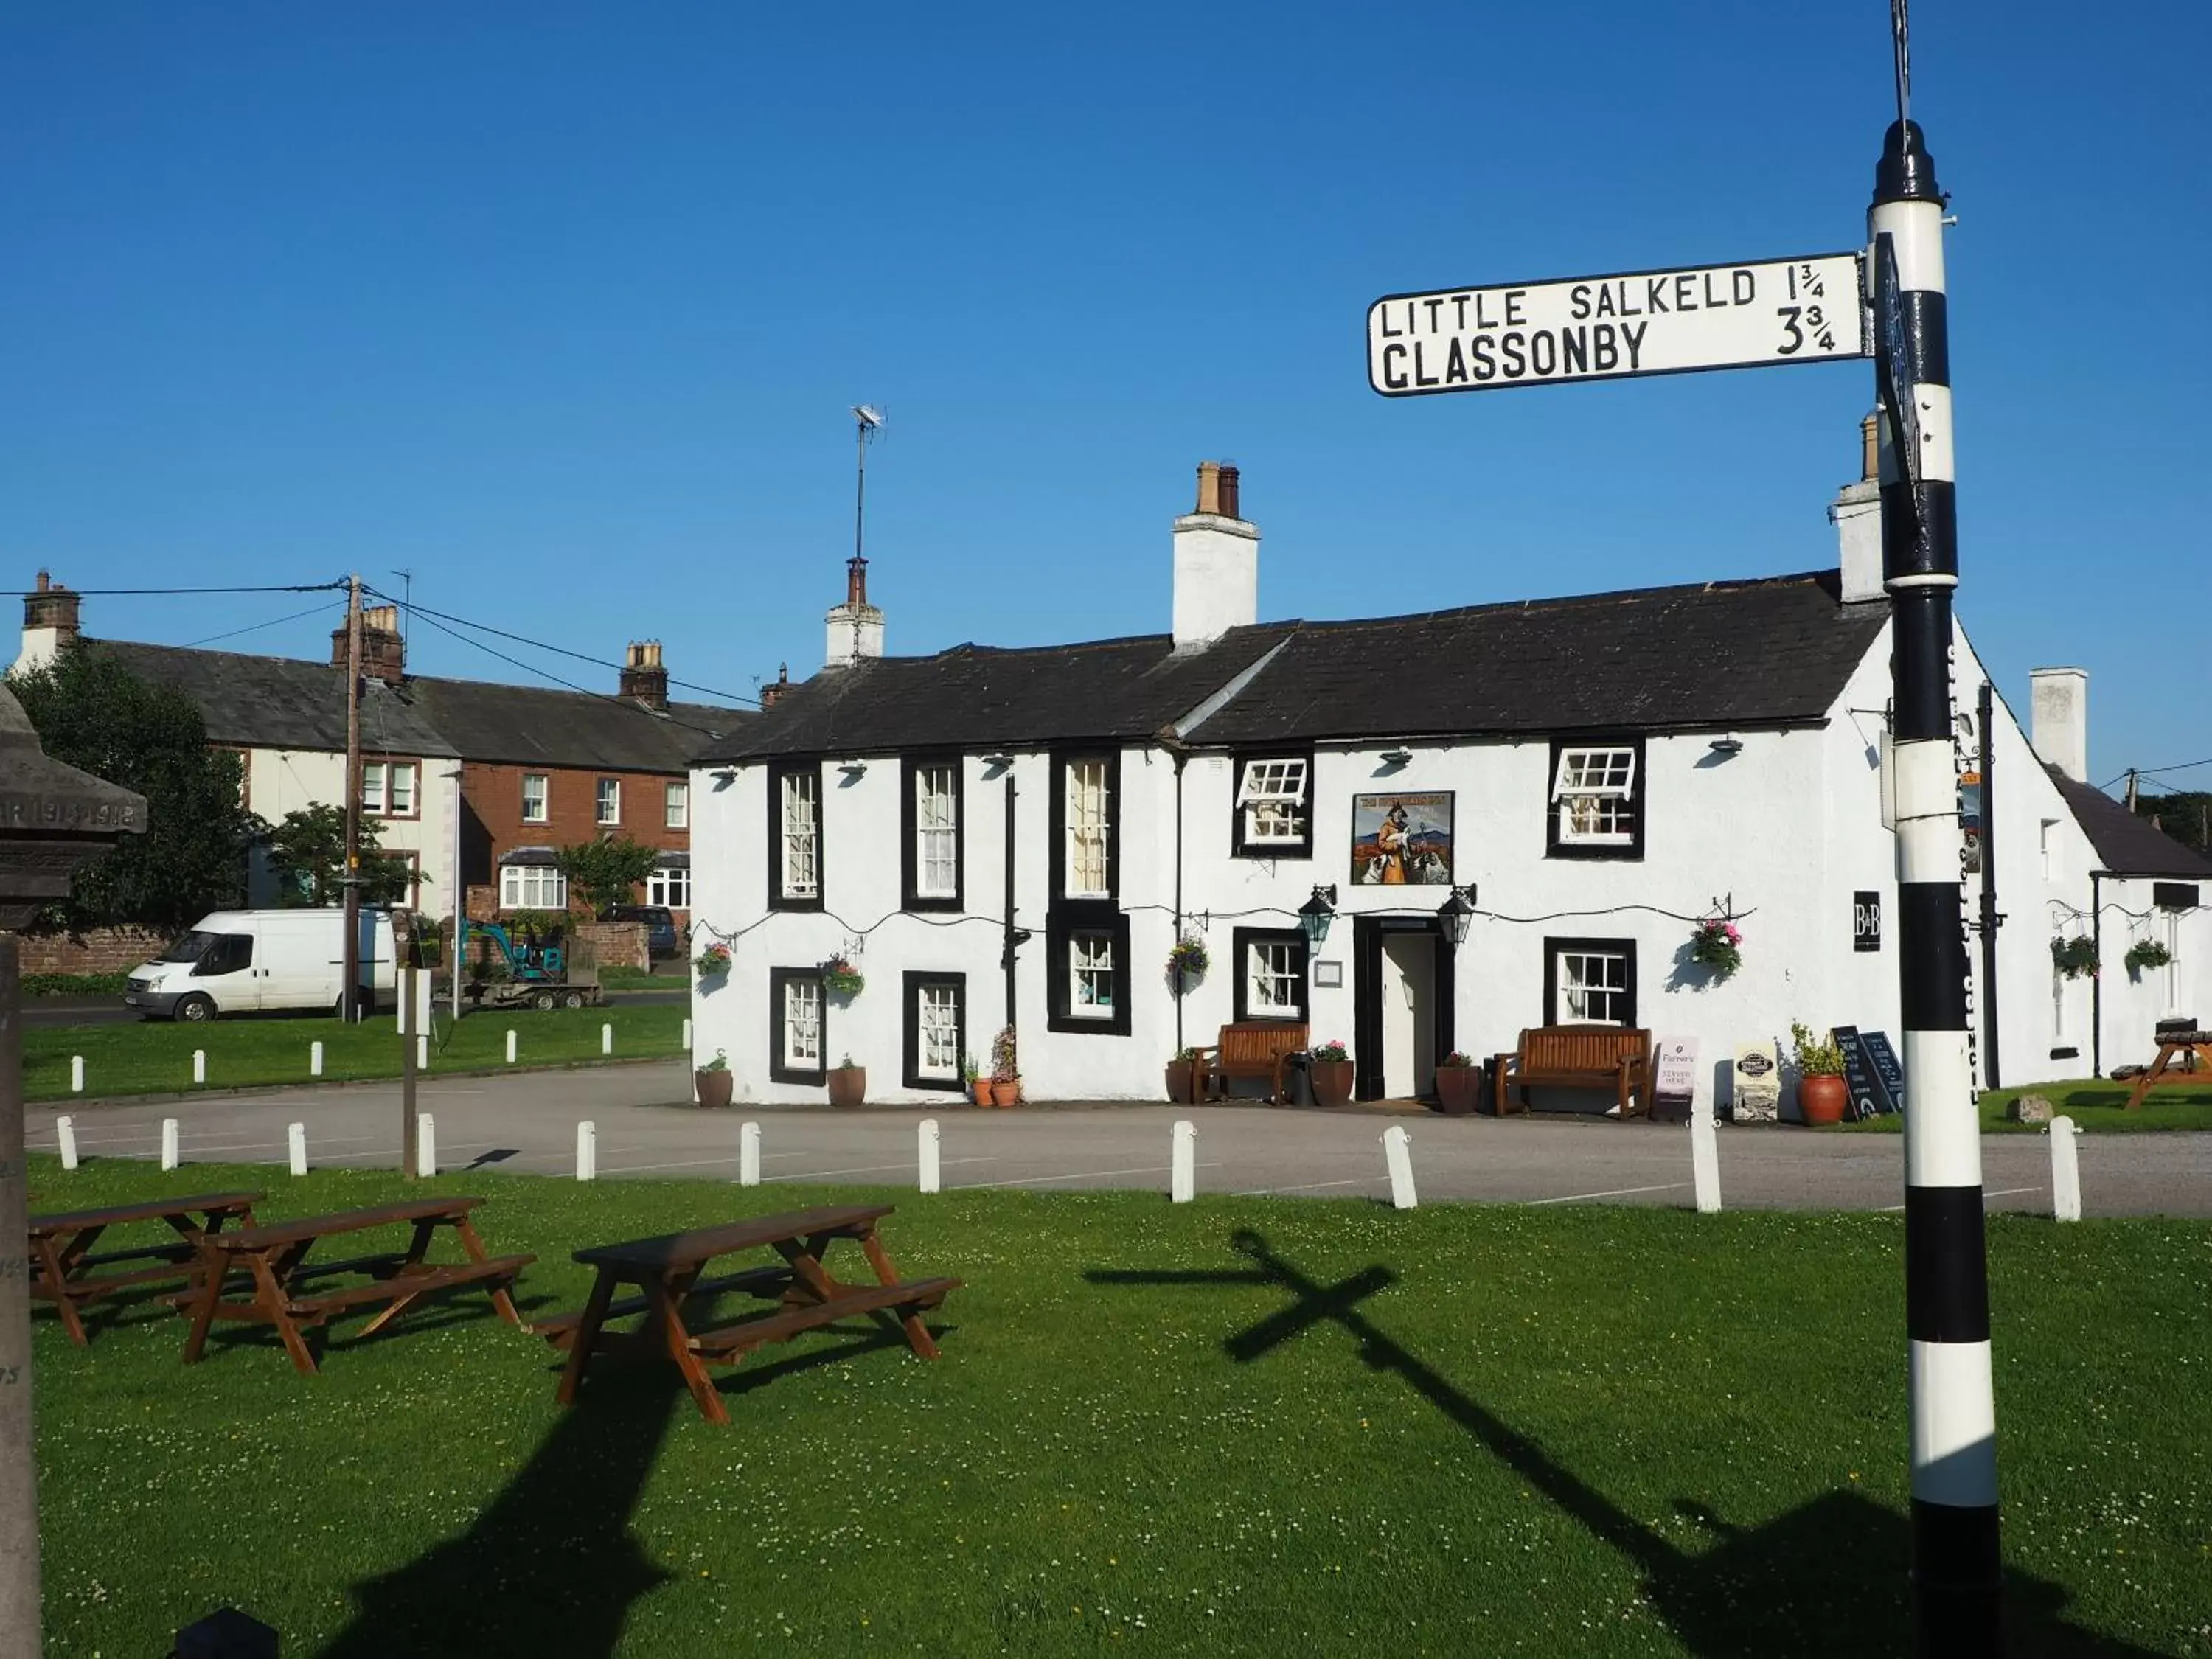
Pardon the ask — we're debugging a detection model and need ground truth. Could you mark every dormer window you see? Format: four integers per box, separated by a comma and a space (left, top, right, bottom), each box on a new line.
1548, 739, 1646, 859
1233, 755, 1313, 857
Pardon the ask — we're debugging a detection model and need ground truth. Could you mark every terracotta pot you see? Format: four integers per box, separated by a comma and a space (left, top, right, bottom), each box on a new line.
1310, 1059, 1354, 1107
990, 1078, 1021, 1107
1798, 1074, 1848, 1126
828, 1066, 867, 1109
1435, 1065, 1481, 1116
693, 1068, 734, 1110
1165, 1060, 1195, 1105
970, 1079, 990, 1106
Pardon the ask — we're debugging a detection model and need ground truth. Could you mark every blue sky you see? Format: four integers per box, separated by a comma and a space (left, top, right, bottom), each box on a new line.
4, 4, 2207, 794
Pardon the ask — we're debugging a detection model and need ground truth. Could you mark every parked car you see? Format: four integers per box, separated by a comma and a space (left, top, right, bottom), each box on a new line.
606, 904, 680, 960
124, 908, 399, 1022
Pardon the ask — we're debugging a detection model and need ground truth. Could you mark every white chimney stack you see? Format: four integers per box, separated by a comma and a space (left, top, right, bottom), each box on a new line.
1172, 462, 1258, 649
2029, 667, 2089, 783
1832, 411, 1885, 604
824, 554, 884, 670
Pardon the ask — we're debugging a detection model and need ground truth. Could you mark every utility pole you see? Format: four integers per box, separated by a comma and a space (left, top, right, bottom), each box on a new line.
341, 574, 364, 1023
2124, 768, 2138, 813
400, 954, 419, 1180
1870, 18, 2003, 1643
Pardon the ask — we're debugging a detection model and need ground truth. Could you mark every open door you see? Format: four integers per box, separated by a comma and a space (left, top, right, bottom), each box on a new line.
1352, 917, 1455, 1102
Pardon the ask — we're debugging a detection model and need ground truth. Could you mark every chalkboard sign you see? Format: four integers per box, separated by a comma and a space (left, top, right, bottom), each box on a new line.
1832, 1025, 1879, 1121
1860, 1030, 1906, 1116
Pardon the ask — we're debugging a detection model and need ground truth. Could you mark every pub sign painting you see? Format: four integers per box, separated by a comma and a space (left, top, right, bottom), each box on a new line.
1352, 792, 1454, 886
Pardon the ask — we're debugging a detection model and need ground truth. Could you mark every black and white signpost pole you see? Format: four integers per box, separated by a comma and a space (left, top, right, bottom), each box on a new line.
1871, 10, 2003, 1649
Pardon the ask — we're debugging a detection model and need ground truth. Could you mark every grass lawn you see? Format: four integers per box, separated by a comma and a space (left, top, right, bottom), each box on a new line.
600, 965, 686, 991
1842, 1079, 2212, 1135
25, 1159, 2211, 1657
24, 1003, 688, 1102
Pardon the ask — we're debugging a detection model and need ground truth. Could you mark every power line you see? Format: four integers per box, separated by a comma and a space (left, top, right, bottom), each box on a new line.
2136, 757, 2212, 780
361, 587, 759, 709
183, 599, 346, 649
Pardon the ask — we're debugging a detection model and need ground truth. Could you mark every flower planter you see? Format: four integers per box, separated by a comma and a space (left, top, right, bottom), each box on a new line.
1165, 1060, 1197, 1105
1798, 1074, 1847, 1127
1310, 1059, 1355, 1108
828, 1066, 867, 1109
1435, 1066, 1481, 1116
989, 1079, 1022, 1107
694, 1068, 734, 1110
970, 1079, 990, 1106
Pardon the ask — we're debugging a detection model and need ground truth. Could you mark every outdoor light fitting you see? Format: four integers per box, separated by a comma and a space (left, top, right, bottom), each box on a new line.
838, 760, 869, 779
1379, 748, 1413, 767
1437, 884, 1479, 948
1297, 884, 1339, 949
1708, 736, 1745, 757
983, 753, 1014, 770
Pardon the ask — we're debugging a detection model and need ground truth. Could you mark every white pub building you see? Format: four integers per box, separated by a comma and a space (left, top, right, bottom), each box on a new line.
687, 445, 2211, 1109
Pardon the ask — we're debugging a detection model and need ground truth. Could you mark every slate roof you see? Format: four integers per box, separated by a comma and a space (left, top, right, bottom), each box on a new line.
97, 639, 743, 773
2048, 768, 2212, 878
698, 571, 1885, 762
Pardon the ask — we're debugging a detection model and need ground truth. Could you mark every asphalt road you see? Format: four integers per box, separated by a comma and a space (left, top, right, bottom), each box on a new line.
27, 1060, 2212, 1217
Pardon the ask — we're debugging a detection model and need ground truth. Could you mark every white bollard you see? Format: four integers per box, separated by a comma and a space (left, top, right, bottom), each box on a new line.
57, 1115, 78, 1172
288, 1121, 307, 1177
576, 1120, 597, 1182
682, 1017, 693, 1051
1382, 1124, 1418, 1210
417, 970, 434, 1039
601, 1022, 613, 1056
161, 1117, 181, 1171
71, 1055, 84, 1094
192, 1050, 206, 1085
918, 1118, 941, 1194
2051, 1114, 2082, 1222
1691, 1107, 1722, 1214
740, 1121, 761, 1187
417, 1113, 437, 1179
505, 1029, 517, 1065
416, 1032, 429, 1070
1171, 1119, 1197, 1203
310, 1040, 324, 1078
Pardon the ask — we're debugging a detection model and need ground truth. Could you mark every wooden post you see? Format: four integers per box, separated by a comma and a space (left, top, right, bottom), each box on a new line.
917, 1118, 941, 1194
55, 1115, 77, 1172
1170, 1119, 1196, 1203
341, 574, 364, 1023
1691, 1107, 1722, 1214
1382, 1124, 1417, 1210
576, 1120, 597, 1182
161, 1118, 180, 1170
739, 1121, 760, 1187
400, 961, 419, 1181
2051, 1116, 2081, 1222
288, 1122, 307, 1178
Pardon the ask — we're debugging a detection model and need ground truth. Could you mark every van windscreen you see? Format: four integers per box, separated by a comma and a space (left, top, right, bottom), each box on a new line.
159, 931, 218, 963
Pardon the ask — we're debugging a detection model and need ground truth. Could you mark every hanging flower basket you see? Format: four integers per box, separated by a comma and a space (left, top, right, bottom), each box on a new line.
821, 956, 866, 998
2124, 939, 2173, 978
1166, 936, 1210, 995
2051, 936, 2099, 981
693, 941, 731, 980
1689, 919, 1742, 978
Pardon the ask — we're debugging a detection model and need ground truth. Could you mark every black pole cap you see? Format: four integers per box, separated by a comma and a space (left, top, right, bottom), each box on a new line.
1873, 119, 1943, 206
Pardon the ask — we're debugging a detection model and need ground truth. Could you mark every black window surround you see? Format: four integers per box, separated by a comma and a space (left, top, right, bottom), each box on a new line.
765, 759, 824, 912
1046, 905, 1132, 1036
768, 965, 827, 1085
1542, 936, 1639, 1029
900, 754, 966, 913
1229, 751, 1317, 860
1048, 749, 1121, 902
901, 970, 967, 1092
1231, 926, 1310, 1023
1543, 734, 1648, 862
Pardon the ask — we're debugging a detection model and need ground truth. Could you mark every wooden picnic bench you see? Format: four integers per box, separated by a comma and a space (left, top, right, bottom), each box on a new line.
2124, 1030, 2212, 1110
29, 1192, 262, 1346
1492, 1026, 1655, 1119
546, 1203, 959, 1425
1194, 1020, 1310, 1105
175, 1196, 534, 1375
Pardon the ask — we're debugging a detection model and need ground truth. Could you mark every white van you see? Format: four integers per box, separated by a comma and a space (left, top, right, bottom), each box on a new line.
123, 908, 400, 1022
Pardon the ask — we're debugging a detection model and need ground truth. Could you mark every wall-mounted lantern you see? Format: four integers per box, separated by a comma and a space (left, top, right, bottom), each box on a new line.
1436, 884, 1480, 947
1298, 884, 1338, 949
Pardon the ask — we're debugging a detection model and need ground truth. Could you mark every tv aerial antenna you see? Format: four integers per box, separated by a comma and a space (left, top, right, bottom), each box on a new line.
851, 404, 886, 565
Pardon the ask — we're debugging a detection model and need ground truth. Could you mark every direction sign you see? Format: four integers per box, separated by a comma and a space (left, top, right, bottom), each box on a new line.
1368, 251, 1867, 397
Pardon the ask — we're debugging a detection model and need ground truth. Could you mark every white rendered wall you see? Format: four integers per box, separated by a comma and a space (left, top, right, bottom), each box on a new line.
241, 746, 455, 920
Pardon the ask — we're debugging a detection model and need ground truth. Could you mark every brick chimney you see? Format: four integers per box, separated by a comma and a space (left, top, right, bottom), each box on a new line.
331, 604, 406, 684
759, 662, 792, 709
1831, 411, 1885, 604
14, 570, 82, 675
1172, 461, 1259, 648
824, 555, 884, 669
621, 640, 670, 710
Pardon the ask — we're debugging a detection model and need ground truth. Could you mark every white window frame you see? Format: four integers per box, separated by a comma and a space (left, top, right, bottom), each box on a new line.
1248, 939, 1304, 1019
361, 762, 386, 815
1065, 759, 1110, 897
782, 978, 823, 1070
1237, 758, 1310, 847
2039, 819, 2061, 882
499, 863, 568, 911
387, 761, 416, 816
521, 773, 549, 824
1069, 930, 1115, 1018
665, 781, 689, 830
1557, 947, 1630, 1025
596, 777, 622, 826
915, 763, 959, 900
917, 982, 961, 1079
779, 771, 820, 900
647, 863, 690, 909
1552, 747, 1638, 846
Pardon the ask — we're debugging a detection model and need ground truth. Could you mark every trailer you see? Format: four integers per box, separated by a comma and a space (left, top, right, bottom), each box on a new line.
462, 921, 606, 1011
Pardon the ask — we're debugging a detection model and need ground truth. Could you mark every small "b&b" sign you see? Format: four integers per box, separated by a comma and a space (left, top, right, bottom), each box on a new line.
1854, 891, 1883, 952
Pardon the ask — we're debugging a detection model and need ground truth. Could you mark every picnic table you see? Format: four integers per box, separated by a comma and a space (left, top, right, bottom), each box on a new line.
540, 1203, 959, 1425
29, 1192, 263, 1346
175, 1196, 534, 1375
2124, 1030, 2212, 1110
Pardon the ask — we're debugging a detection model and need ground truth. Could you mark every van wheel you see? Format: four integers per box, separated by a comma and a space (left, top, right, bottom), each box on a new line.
560, 989, 585, 1009
175, 994, 216, 1023
531, 990, 556, 1012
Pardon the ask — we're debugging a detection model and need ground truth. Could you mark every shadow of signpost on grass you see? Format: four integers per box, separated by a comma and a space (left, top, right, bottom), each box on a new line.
1088, 1229, 2159, 1658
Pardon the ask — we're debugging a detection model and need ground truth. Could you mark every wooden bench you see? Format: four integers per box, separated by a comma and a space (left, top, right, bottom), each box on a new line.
2124, 1031, 2212, 1110
529, 1266, 793, 1351
1194, 1021, 1310, 1105
1492, 1026, 1655, 1119
175, 1197, 534, 1374
29, 1192, 262, 1346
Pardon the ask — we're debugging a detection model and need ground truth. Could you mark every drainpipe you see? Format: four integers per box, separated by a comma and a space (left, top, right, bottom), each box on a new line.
1001, 760, 1019, 1032
1977, 681, 2002, 1089
2090, 869, 2104, 1077
1173, 751, 1187, 1055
